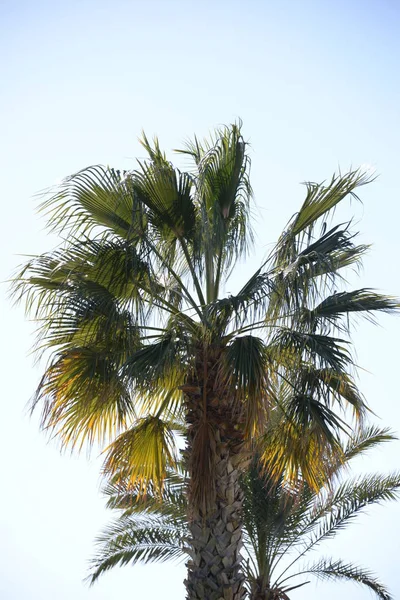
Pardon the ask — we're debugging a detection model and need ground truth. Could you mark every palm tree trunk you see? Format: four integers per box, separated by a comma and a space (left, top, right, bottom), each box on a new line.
249, 577, 273, 600
183, 352, 247, 600
184, 428, 245, 600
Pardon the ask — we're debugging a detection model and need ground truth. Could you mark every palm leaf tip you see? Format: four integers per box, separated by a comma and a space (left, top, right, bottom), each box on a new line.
344, 426, 397, 461
307, 558, 392, 600
292, 168, 374, 236
310, 289, 400, 325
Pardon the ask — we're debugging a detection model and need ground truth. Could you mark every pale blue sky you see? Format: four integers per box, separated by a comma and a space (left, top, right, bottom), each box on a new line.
1, 1, 400, 598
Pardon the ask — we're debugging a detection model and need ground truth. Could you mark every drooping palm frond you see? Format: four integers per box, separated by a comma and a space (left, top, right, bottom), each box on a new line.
32, 346, 134, 450
270, 329, 353, 376
220, 335, 273, 434
102, 415, 179, 494
103, 467, 186, 520
88, 512, 186, 584
297, 472, 400, 555
301, 558, 392, 600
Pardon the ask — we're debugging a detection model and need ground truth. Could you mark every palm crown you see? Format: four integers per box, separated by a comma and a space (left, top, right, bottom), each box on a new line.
12, 122, 398, 600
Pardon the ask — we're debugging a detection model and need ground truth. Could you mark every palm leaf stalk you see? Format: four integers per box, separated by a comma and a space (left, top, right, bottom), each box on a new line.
11, 122, 399, 600
89, 426, 398, 600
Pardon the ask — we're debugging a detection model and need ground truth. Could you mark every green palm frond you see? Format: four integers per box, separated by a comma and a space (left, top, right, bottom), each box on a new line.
12, 238, 160, 348
40, 165, 139, 239
188, 121, 253, 302
343, 425, 396, 461
270, 328, 353, 374
133, 157, 197, 244
308, 368, 365, 419
88, 512, 186, 584
192, 121, 252, 226
303, 558, 392, 600
300, 472, 400, 553
221, 335, 272, 434
272, 224, 356, 281
305, 289, 399, 330
121, 333, 189, 401
291, 169, 372, 236
207, 268, 275, 332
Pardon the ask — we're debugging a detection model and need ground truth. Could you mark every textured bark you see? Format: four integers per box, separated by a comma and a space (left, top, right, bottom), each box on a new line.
249, 579, 290, 600
185, 430, 245, 600
183, 345, 247, 600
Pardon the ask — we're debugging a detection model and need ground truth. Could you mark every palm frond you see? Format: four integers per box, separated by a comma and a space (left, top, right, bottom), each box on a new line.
221, 335, 272, 435
292, 169, 372, 236
195, 121, 254, 301
39, 165, 140, 239
207, 268, 275, 332
102, 467, 186, 521
122, 332, 189, 398
343, 426, 397, 462
305, 289, 399, 330
307, 368, 366, 419
133, 157, 197, 244
304, 558, 392, 600
88, 512, 186, 584
270, 328, 353, 374
102, 416, 179, 494
32, 346, 133, 449
300, 472, 400, 553
260, 415, 342, 491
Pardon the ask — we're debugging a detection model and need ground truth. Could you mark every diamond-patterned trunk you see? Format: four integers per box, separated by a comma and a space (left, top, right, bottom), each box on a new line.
185, 429, 245, 600
183, 346, 247, 600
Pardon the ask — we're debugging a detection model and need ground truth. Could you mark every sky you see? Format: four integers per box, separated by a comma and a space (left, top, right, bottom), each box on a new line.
1, 0, 400, 598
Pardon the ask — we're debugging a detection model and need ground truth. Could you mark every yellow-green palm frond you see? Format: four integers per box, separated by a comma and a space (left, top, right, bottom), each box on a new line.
260, 417, 342, 492
102, 416, 179, 495
133, 156, 197, 244
33, 347, 134, 450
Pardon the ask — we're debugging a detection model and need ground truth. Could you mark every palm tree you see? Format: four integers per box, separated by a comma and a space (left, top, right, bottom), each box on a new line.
12, 122, 398, 600
89, 426, 399, 600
